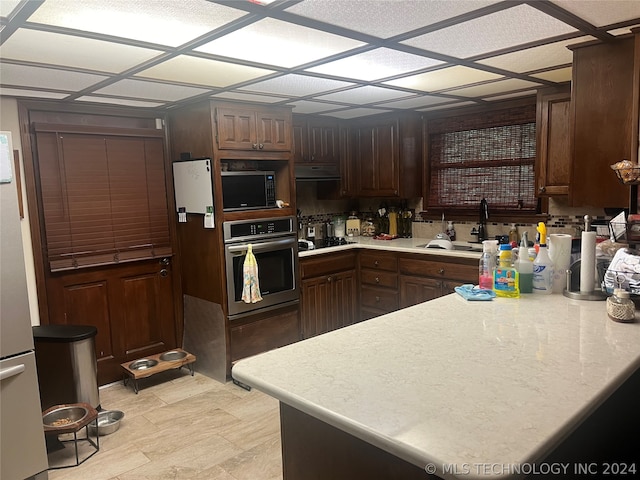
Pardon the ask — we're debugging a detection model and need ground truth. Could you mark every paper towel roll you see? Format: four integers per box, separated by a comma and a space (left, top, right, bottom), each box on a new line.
580, 231, 597, 293
549, 234, 572, 293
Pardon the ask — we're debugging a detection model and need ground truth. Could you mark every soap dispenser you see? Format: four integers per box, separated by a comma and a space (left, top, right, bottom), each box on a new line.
509, 223, 518, 246
446, 221, 456, 241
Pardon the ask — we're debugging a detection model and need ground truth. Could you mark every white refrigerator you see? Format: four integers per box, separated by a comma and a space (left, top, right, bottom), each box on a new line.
0, 132, 49, 480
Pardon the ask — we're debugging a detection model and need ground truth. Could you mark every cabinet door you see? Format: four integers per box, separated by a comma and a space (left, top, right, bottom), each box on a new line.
536, 90, 571, 196
292, 118, 308, 163
356, 121, 399, 196
330, 270, 358, 329
216, 107, 257, 150
399, 276, 441, 308
570, 38, 634, 208
308, 118, 340, 164
301, 276, 333, 338
256, 110, 292, 151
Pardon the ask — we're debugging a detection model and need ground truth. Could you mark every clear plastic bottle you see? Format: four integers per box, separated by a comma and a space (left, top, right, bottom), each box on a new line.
532, 242, 553, 294
516, 234, 533, 294
509, 223, 518, 246
479, 240, 497, 289
493, 244, 520, 297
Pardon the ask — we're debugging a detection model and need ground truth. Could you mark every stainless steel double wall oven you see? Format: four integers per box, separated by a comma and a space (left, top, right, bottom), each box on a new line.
223, 216, 299, 319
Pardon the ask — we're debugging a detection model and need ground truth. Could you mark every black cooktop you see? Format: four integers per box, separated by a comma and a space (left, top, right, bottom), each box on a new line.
298, 237, 356, 251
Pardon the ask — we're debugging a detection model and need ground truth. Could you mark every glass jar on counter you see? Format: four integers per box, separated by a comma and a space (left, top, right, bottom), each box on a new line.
333, 215, 346, 238
361, 216, 376, 237
607, 289, 635, 322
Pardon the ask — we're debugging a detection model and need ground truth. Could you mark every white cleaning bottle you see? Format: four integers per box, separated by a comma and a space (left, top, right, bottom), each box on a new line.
532, 241, 553, 294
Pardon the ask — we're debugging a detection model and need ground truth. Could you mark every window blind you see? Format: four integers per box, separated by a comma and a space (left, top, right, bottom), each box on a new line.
427, 104, 537, 213
36, 131, 171, 271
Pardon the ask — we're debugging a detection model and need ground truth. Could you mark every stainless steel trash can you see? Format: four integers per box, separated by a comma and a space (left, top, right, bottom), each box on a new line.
33, 325, 100, 411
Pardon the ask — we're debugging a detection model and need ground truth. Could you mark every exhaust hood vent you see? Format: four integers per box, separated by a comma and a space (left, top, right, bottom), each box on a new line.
295, 164, 341, 181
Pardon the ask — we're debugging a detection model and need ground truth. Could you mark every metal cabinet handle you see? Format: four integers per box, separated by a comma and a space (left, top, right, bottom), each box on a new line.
375, 296, 380, 302
539, 186, 546, 193
375, 277, 380, 283
259, 143, 264, 149
252, 143, 258, 149
0, 364, 24, 381
374, 260, 379, 267
160, 269, 168, 277
160, 257, 170, 266
327, 276, 332, 282
438, 268, 445, 275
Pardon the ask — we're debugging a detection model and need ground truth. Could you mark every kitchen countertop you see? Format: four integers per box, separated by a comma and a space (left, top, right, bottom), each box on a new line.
298, 236, 483, 259
232, 294, 640, 480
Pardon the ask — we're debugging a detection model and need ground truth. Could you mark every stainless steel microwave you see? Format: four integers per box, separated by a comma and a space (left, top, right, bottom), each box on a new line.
221, 171, 276, 211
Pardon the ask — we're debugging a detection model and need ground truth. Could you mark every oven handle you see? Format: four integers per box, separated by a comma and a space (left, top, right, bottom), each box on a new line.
227, 238, 295, 253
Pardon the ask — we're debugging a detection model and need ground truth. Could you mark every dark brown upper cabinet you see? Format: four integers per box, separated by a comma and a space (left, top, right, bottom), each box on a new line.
292, 114, 341, 164
216, 104, 292, 152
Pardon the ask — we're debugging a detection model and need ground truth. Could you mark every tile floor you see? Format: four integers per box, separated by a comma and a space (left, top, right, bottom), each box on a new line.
47, 370, 283, 480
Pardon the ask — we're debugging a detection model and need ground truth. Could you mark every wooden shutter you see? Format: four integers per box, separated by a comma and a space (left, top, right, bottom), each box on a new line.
35, 129, 171, 271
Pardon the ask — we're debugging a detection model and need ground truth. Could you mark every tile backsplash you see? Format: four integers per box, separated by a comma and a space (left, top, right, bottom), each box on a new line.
296, 182, 621, 240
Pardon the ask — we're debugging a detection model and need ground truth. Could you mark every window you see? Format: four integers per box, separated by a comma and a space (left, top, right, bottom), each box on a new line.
426, 104, 537, 214
35, 128, 171, 271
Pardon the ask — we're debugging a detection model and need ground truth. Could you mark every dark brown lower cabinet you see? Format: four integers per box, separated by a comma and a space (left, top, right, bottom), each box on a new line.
300, 252, 358, 338
45, 258, 178, 385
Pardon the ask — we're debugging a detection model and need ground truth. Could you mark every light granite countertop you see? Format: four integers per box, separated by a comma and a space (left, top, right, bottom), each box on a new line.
232, 294, 640, 480
298, 236, 483, 259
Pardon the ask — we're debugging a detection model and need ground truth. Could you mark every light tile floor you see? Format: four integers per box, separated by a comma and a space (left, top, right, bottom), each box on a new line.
47, 370, 283, 480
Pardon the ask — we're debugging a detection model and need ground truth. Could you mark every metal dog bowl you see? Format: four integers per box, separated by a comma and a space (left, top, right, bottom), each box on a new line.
159, 350, 187, 361
43, 405, 88, 428
88, 410, 124, 436
128, 358, 158, 370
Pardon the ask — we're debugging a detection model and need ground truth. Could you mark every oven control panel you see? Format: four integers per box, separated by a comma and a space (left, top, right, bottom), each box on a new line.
224, 217, 294, 242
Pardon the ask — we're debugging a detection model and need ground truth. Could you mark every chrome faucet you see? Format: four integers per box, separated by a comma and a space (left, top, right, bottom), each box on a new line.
478, 198, 489, 242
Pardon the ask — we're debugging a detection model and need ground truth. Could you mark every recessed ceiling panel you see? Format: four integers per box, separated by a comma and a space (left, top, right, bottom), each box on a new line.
325, 107, 393, 119
95, 79, 209, 101
289, 100, 347, 114
551, 0, 640, 28
211, 91, 287, 104
238, 74, 355, 97
376, 95, 453, 109
285, 0, 500, 39
305, 47, 444, 81
530, 67, 572, 83
402, 4, 577, 59
136, 56, 275, 88
0, 0, 20, 17
477, 37, 592, 73
444, 78, 542, 97
76, 96, 165, 107
0, 29, 162, 72
384, 65, 502, 92
0, 88, 69, 99
26, 0, 246, 47
0, 63, 107, 91
195, 18, 364, 68
314, 85, 414, 104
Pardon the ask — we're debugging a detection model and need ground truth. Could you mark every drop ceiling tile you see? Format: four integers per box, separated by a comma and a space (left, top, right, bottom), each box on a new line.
289, 100, 347, 114
0, 63, 108, 91
305, 47, 444, 81
76, 96, 165, 107
195, 18, 364, 68
314, 85, 414, 104
551, 0, 640, 28
384, 65, 502, 92
0, 0, 21, 17
419, 101, 476, 112
238, 74, 355, 97
325, 107, 393, 119
483, 89, 538, 101
26, 0, 247, 47
285, 0, 500, 39
0, 87, 69, 99
211, 91, 287, 104
95, 78, 209, 101
376, 95, 453, 109
444, 78, 542, 97
477, 37, 592, 73
0, 29, 162, 72
402, 4, 577, 59
136, 56, 275, 88
530, 67, 572, 83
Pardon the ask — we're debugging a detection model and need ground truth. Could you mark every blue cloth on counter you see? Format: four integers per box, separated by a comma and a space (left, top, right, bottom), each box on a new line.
454, 284, 496, 301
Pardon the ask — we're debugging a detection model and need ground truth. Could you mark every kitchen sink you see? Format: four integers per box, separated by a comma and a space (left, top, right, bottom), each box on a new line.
416, 242, 483, 252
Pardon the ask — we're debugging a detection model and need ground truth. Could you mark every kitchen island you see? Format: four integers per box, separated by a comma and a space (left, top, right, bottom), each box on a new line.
232, 293, 640, 479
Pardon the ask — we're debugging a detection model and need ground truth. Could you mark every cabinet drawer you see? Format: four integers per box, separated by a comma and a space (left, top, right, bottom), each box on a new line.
300, 252, 356, 279
360, 286, 398, 312
399, 257, 477, 282
360, 268, 398, 289
359, 251, 397, 272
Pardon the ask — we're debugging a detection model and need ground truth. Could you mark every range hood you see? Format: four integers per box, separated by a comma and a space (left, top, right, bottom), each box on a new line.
295, 164, 341, 181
